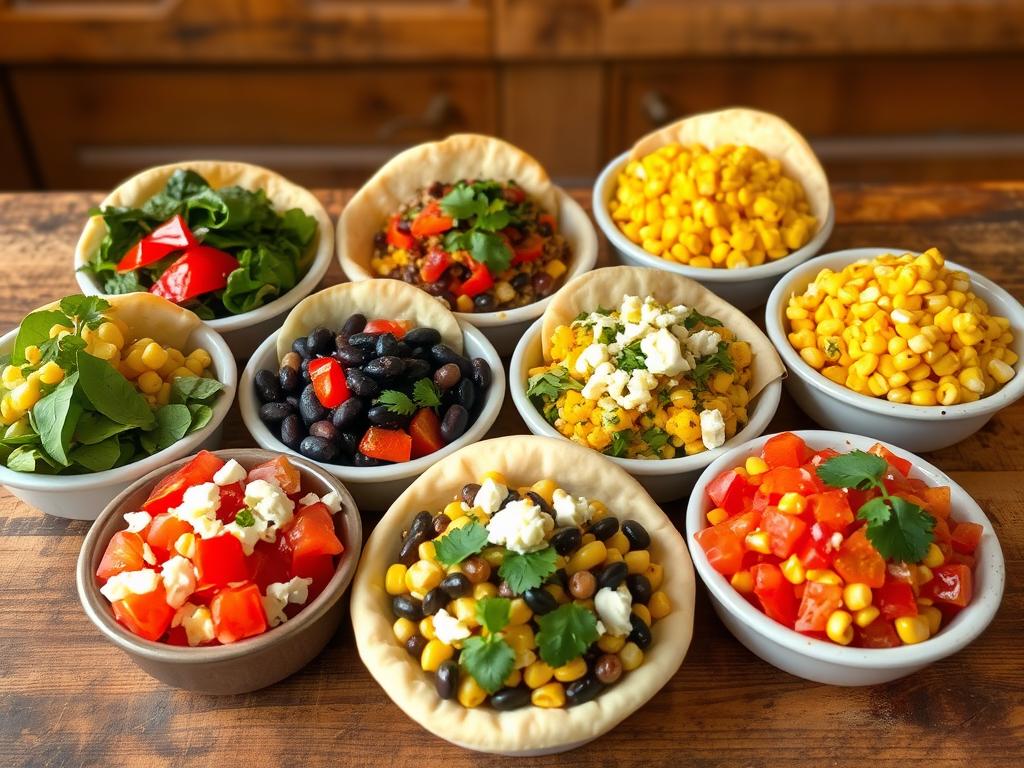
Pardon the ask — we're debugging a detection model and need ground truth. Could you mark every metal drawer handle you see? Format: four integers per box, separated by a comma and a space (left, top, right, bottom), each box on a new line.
376, 93, 456, 141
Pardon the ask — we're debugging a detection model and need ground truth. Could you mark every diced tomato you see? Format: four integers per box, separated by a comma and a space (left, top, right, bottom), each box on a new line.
751, 563, 797, 626
456, 259, 494, 299
246, 455, 301, 495
919, 485, 951, 519
419, 249, 452, 283
707, 469, 753, 515
808, 490, 854, 529
409, 407, 445, 458
194, 534, 249, 588
759, 466, 818, 497
949, 551, 976, 568
359, 427, 412, 463
868, 442, 913, 477
925, 564, 973, 608
511, 233, 544, 264
386, 214, 415, 250
250, 536, 293, 592
142, 450, 225, 515
751, 489, 772, 515
932, 516, 952, 547
724, 510, 762, 539
288, 502, 344, 574
762, 432, 810, 469
694, 525, 744, 576
876, 579, 918, 620
111, 583, 175, 642
761, 507, 807, 559
309, 357, 350, 408
96, 531, 146, 582
363, 319, 411, 339
211, 583, 267, 644
798, 540, 830, 570
116, 214, 196, 273
795, 581, 843, 633
292, 553, 336, 602
950, 521, 983, 554
809, 448, 840, 467
832, 528, 886, 588
146, 514, 194, 559
410, 201, 454, 238
857, 617, 902, 648
215, 482, 246, 524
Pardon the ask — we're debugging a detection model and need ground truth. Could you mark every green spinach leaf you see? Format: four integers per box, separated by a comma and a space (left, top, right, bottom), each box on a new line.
77, 351, 155, 429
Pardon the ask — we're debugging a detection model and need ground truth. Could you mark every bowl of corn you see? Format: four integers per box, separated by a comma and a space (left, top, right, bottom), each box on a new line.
593, 108, 834, 311
765, 247, 1024, 451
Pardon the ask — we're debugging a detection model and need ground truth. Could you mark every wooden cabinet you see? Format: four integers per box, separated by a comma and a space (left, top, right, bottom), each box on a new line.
0, 80, 33, 189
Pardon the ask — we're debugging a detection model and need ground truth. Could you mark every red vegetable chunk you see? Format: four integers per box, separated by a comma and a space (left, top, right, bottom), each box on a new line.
309, 357, 349, 408
212, 583, 267, 644
142, 450, 225, 515
194, 534, 249, 588
149, 246, 239, 303
246, 455, 301, 495
876, 579, 918, 620
359, 427, 413, 463
112, 584, 175, 641
926, 564, 973, 608
752, 563, 797, 626
409, 408, 445, 458
795, 581, 843, 633
96, 531, 147, 582
762, 432, 809, 469
116, 214, 196, 273
832, 528, 886, 588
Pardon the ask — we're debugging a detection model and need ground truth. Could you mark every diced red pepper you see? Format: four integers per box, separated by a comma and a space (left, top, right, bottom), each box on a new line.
146, 514, 194, 560
950, 521, 983, 554
761, 507, 807, 559
363, 319, 411, 338
751, 563, 797, 626
832, 527, 886, 588
707, 469, 752, 515
694, 524, 745, 576
149, 246, 239, 304
292, 554, 336, 603
876, 579, 918, 620
511, 233, 544, 264
410, 201, 454, 238
762, 432, 810, 469
308, 357, 349, 409
288, 502, 343, 576
925, 563, 973, 608
759, 466, 819, 497
211, 583, 267, 644
919, 485, 951, 519
246, 455, 301, 495
111, 583, 175, 642
116, 214, 197, 273
795, 581, 843, 633
808, 490, 854, 529
857, 617, 902, 648
868, 442, 913, 477
419, 249, 453, 283
359, 427, 412, 463
96, 531, 147, 582
215, 481, 247, 524
809, 448, 840, 467
457, 260, 494, 298
194, 534, 249, 588
798, 540, 830, 570
142, 450, 225, 515
409, 407, 445, 458
386, 214, 415, 250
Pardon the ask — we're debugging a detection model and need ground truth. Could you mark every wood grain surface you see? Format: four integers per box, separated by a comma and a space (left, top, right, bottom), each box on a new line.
0, 186, 1021, 767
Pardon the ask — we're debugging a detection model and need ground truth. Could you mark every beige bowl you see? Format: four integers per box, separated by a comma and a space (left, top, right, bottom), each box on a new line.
77, 449, 362, 695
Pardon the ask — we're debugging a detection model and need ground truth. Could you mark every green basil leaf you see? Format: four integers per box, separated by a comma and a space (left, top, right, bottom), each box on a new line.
74, 411, 133, 445
145, 404, 193, 454
13, 310, 69, 365
69, 436, 122, 472
170, 376, 224, 405
77, 351, 155, 429
30, 372, 81, 466
186, 403, 214, 434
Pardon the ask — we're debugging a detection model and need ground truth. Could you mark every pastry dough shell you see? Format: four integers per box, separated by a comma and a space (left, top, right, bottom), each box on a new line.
349, 435, 695, 755
38, 293, 202, 351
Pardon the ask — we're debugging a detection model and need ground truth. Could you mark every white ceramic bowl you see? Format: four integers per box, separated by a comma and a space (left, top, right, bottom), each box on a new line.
0, 324, 236, 520
593, 151, 835, 311
339, 188, 598, 355
240, 320, 505, 511
74, 161, 334, 359
765, 247, 1024, 452
685, 429, 1005, 685
509, 317, 781, 502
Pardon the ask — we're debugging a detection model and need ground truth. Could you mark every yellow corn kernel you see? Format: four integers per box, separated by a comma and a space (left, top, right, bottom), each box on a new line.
806, 569, 842, 585
706, 507, 729, 526
457, 674, 487, 708
545, 259, 567, 279
524, 660, 554, 689
392, 617, 416, 644
598, 634, 626, 653
745, 531, 771, 554
504, 624, 536, 655
887, 386, 912, 404
530, 478, 557, 504
417, 540, 437, 563
418, 616, 436, 641
780, 554, 805, 585
895, 615, 930, 645
910, 389, 937, 406
385, 564, 408, 597
138, 342, 168, 371
136, 370, 163, 395
842, 583, 872, 612
0, 396, 21, 425
777, 492, 806, 515
826, 610, 854, 645
607, 530, 631, 555
553, 657, 587, 683
405, 559, 444, 593
24, 345, 41, 366
96, 321, 124, 349
10, 379, 41, 412
1, 365, 23, 388
989, 358, 1016, 385
645, 563, 664, 591
745, 456, 769, 475
730, 570, 754, 594
922, 543, 945, 568
420, 639, 454, 672
624, 549, 650, 576
619, 641, 644, 671
531, 681, 566, 708
919, 605, 942, 635
854, 606, 880, 628
632, 603, 652, 627
567, 540, 607, 574
169, 366, 195, 381
36, 361, 64, 385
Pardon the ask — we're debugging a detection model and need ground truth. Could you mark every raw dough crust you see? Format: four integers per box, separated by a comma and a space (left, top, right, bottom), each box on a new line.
37, 293, 201, 350
349, 434, 695, 755
276, 279, 463, 361
541, 266, 785, 399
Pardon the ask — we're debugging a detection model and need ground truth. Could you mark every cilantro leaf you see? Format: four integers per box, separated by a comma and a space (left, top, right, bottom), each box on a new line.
498, 547, 557, 594
39, 334, 87, 371
536, 603, 600, 667
440, 184, 486, 220
58, 295, 110, 329
468, 230, 513, 274
433, 521, 489, 567
476, 596, 511, 633
374, 389, 416, 416
862, 496, 935, 562
857, 496, 892, 527
412, 377, 441, 409
816, 450, 888, 491
460, 634, 516, 694
234, 508, 256, 527
615, 341, 646, 372
691, 342, 734, 389
683, 308, 724, 330
606, 429, 632, 458
542, 403, 559, 426
642, 427, 670, 452
526, 367, 582, 402
598, 325, 619, 345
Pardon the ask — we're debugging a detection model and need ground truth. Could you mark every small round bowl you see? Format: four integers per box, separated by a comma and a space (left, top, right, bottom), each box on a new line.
77, 448, 362, 695
765, 247, 1024, 452
509, 317, 782, 503
685, 430, 1005, 685
239, 320, 505, 511
74, 160, 335, 359
0, 323, 236, 521
592, 151, 835, 311
340, 187, 598, 356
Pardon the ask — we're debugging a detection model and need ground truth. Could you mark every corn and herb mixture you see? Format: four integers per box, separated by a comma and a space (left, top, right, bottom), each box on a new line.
609, 143, 817, 269
527, 295, 753, 459
387, 472, 670, 709
785, 248, 1017, 406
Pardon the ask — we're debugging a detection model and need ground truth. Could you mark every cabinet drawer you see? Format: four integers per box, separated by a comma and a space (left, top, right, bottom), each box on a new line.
12, 66, 497, 188
0, 81, 32, 190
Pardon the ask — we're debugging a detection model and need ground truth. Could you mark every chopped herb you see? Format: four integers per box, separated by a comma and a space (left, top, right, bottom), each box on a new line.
460, 633, 516, 695
440, 181, 515, 273
526, 367, 582, 402
536, 603, 600, 668
615, 341, 647, 372
433, 521, 489, 567
642, 427, 670, 452
598, 326, 618, 345
498, 547, 558, 594
476, 596, 512, 634
411, 377, 442, 409
606, 429, 632, 458
683, 308, 724, 330
658, 389, 672, 405
234, 508, 256, 527
691, 342, 735, 390
374, 389, 416, 416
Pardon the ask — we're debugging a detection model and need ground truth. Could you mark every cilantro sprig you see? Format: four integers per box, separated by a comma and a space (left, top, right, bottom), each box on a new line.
460, 597, 516, 694
615, 341, 647, 373
683, 308, 724, 330
440, 181, 516, 274
691, 342, 735, 390
234, 508, 256, 527
433, 520, 489, 567
498, 546, 557, 594
816, 450, 935, 561
375, 377, 444, 416
606, 429, 632, 458
526, 367, 582, 402
536, 603, 600, 667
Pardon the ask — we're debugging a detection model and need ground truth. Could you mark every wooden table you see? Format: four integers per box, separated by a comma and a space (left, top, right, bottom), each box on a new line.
1, 185, 1021, 767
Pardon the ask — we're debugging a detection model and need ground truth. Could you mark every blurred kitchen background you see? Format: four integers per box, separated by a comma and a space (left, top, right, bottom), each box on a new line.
2, 0, 1024, 191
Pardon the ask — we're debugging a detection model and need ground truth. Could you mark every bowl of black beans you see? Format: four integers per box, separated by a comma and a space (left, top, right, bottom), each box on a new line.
240, 304, 504, 511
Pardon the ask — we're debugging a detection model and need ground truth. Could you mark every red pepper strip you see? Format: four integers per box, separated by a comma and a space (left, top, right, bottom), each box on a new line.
457, 260, 494, 298
363, 319, 411, 338
117, 214, 197, 273
410, 202, 454, 238
359, 427, 412, 463
420, 249, 452, 283
386, 214, 415, 250
148, 246, 239, 304
309, 357, 350, 408
409, 407, 445, 458
511, 233, 545, 265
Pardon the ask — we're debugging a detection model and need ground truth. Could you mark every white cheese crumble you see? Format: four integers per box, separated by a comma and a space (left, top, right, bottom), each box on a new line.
486, 498, 553, 554
262, 576, 313, 628
123, 510, 151, 533
473, 477, 508, 516
321, 490, 343, 514
640, 327, 688, 376
99, 568, 160, 602
298, 492, 320, 507
552, 488, 593, 528
575, 342, 610, 375
224, 516, 268, 556
212, 459, 247, 487
142, 543, 157, 566
172, 482, 223, 540
686, 329, 722, 358
431, 608, 472, 645
161, 555, 196, 609
699, 409, 726, 449
595, 585, 633, 637
173, 603, 215, 646
244, 479, 296, 543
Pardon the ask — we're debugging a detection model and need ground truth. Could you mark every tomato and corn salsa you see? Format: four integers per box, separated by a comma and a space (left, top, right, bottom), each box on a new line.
371, 180, 570, 313
385, 471, 670, 709
527, 295, 753, 459
0, 296, 222, 475
609, 143, 817, 269
95, 452, 345, 645
696, 433, 981, 648
785, 248, 1017, 405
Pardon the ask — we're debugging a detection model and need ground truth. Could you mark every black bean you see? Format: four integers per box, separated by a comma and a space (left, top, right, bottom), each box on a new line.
345, 369, 380, 397
334, 343, 366, 367
404, 327, 441, 347
408, 510, 433, 539
279, 365, 301, 394
341, 313, 366, 338
453, 378, 476, 412
440, 572, 471, 599
622, 520, 651, 550
254, 369, 282, 403
399, 530, 429, 566
394, 341, 412, 358
461, 483, 480, 506
626, 573, 653, 605
299, 435, 337, 463
279, 414, 304, 449
551, 527, 582, 555
307, 326, 334, 356
299, 384, 327, 425
440, 404, 469, 443
589, 516, 620, 541
473, 294, 496, 312
292, 336, 310, 358
338, 431, 359, 457
421, 588, 447, 617
330, 397, 363, 429
566, 676, 605, 707
367, 405, 406, 428
430, 344, 473, 377
433, 363, 461, 390
259, 401, 294, 425
309, 420, 338, 443
347, 332, 378, 350
405, 635, 427, 659
525, 491, 554, 517
596, 561, 629, 591
363, 356, 405, 380
375, 333, 400, 358
402, 358, 432, 381
628, 614, 653, 650
409, 345, 432, 361
354, 452, 382, 467
491, 687, 532, 711
471, 358, 492, 390
434, 659, 458, 700
511, 273, 530, 290
523, 587, 558, 614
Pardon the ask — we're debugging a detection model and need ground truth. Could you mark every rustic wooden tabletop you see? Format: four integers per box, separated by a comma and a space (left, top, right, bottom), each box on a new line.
0, 185, 1021, 767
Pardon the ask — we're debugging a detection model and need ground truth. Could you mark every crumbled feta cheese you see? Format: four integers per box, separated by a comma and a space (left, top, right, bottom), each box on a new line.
244, 479, 295, 542
552, 488, 593, 528
595, 585, 633, 637
262, 576, 313, 628
473, 477, 508, 516
619, 369, 658, 411
432, 608, 472, 645
161, 555, 196, 609
320, 490, 343, 514
595, 620, 607, 637
830, 532, 845, 550
575, 342, 610, 375
212, 459, 247, 487
298, 492, 320, 507
640, 327, 688, 376
224, 516, 268, 556
700, 409, 726, 449
686, 329, 722, 358
174, 603, 215, 646
99, 568, 160, 602
487, 498, 553, 554
172, 482, 223, 539
142, 543, 157, 566
123, 510, 151, 533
